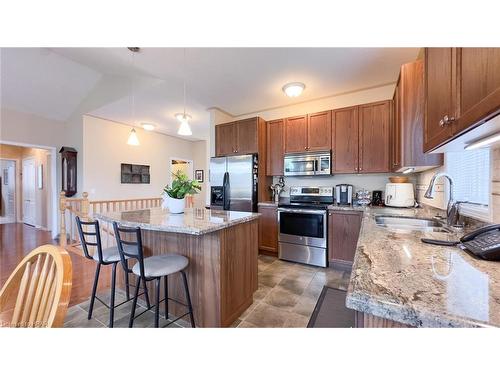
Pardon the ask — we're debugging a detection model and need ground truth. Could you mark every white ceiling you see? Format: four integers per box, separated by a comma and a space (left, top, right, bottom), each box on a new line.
1, 47, 420, 140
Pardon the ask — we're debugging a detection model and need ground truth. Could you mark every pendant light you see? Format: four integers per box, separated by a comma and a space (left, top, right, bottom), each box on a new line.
176, 48, 192, 136
127, 47, 140, 146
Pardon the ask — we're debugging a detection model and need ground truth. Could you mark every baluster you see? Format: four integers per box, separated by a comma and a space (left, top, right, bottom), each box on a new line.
59, 192, 67, 248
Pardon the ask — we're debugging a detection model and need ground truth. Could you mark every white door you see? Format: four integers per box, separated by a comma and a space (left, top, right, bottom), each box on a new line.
22, 158, 36, 226
0, 160, 16, 224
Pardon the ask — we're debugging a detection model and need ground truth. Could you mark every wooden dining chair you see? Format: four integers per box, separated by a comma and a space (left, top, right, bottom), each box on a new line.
0, 245, 72, 328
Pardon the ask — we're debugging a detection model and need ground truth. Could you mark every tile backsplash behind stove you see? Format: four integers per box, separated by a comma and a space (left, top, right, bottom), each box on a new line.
274, 174, 417, 197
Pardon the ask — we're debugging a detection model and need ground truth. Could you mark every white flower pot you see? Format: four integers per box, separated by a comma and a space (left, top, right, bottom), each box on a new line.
161, 193, 169, 209
168, 196, 186, 214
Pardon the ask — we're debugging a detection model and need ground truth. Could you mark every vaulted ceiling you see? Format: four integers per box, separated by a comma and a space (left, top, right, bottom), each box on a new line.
1, 47, 420, 140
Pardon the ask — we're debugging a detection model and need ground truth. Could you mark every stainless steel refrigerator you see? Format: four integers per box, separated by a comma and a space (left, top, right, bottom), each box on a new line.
210, 154, 258, 212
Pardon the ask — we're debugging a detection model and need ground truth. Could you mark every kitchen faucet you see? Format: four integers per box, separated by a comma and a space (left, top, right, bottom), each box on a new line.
424, 172, 464, 227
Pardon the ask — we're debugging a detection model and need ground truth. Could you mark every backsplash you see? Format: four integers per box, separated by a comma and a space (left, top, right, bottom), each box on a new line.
492, 145, 500, 223
272, 174, 416, 197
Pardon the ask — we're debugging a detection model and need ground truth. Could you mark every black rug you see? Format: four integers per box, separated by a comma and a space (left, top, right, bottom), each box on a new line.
307, 286, 355, 328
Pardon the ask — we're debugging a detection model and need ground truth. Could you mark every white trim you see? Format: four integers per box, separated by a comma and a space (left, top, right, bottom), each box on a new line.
459, 203, 491, 223
0, 157, 17, 223
1, 140, 58, 238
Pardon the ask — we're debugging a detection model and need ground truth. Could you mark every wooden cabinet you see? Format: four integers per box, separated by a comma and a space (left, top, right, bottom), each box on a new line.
215, 117, 272, 202
215, 122, 237, 156
455, 48, 500, 135
266, 119, 285, 176
284, 112, 331, 153
258, 205, 278, 255
215, 117, 259, 156
307, 111, 332, 151
424, 48, 456, 151
332, 101, 391, 174
392, 60, 442, 171
284, 115, 308, 153
332, 106, 359, 173
424, 47, 500, 152
359, 101, 391, 173
328, 210, 363, 268
392, 80, 402, 171
236, 118, 258, 154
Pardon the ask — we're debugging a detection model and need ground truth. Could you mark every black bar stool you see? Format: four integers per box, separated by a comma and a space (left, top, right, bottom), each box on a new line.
75, 216, 151, 327
112, 222, 195, 328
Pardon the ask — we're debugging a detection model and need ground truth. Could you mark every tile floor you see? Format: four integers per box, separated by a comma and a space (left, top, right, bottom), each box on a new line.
64, 255, 351, 328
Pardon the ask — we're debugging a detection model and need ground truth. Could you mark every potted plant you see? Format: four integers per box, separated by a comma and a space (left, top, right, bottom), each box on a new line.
163, 170, 201, 214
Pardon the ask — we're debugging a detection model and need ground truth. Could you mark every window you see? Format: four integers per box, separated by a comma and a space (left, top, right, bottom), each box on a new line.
446, 148, 491, 220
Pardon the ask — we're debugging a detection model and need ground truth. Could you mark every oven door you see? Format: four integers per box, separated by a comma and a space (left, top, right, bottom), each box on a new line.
278, 208, 327, 248
284, 155, 317, 176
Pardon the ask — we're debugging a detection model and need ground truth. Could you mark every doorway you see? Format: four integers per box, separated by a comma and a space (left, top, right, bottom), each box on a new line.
22, 157, 36, 226
0, 160, 16, 224
169, 157, 194, 184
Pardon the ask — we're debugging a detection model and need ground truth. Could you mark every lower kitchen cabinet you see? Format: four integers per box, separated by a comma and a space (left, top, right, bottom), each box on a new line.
328, 210, 363, 268
258, 205, 278, 255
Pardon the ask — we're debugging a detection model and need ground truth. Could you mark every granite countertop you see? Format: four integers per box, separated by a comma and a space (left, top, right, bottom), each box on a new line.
258, 201, 278, 207
345, 205, 500, 327
95, 207, 260, 236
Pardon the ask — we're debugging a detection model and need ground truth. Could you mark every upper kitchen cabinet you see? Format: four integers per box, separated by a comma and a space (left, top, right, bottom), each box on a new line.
215, 121, 237, 156
235, 117, 259, 154
424, 48, 500, 152
455, 48, 500, 135
307, 111, 332, 151
284, 112, 331, 153
358, 100, 391, 173
424, 48, 456, 151
392, 60, 442, 172
266, 119, 285, 176
215, 117, 260, 156
332, 106, 359, 173
284, 115, 308, 152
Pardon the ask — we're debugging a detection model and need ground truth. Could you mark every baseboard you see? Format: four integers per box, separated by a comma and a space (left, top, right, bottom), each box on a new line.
329, 259, 353, 271
258, 249, 278, 257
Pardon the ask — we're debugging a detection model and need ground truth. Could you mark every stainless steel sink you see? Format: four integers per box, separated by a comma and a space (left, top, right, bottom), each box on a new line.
375, 215, 451, 233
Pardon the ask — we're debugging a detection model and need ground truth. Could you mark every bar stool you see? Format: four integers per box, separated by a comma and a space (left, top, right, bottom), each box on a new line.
75, 216, 151, 327
112, 222, 195, 328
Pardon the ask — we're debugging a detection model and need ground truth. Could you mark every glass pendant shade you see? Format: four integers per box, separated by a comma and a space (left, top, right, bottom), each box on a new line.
127, 128, 140, 146
177, 118, 192, 136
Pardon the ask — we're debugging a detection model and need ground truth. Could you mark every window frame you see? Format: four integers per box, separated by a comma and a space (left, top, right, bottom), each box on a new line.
445, 149, 492, 222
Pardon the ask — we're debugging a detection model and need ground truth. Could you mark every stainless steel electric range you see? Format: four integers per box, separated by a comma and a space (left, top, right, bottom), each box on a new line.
277, 186, 334, 267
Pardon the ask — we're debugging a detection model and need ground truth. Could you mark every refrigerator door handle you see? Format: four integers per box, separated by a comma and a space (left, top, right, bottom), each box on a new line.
223, 171, 230, 210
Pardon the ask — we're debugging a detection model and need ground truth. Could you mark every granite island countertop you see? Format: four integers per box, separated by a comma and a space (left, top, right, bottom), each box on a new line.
345, 205, 500, 328
95, 207, 260, 236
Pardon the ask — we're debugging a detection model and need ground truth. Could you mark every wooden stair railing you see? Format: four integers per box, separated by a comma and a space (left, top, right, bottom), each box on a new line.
59, 192, 162, 249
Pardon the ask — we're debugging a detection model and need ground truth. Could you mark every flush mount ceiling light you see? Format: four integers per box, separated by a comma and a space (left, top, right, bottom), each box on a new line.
465, 132, 500, 150
282, 82, 305, 97
142, 123, 155, 131
127, 128, 140, 146
176, 48, 192, 136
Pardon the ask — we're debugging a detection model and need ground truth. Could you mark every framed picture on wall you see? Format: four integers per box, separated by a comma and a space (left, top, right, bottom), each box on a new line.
195, 169, 204, 183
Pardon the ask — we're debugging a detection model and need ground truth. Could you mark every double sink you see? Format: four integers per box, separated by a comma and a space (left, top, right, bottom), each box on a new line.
375, 215, 452, 233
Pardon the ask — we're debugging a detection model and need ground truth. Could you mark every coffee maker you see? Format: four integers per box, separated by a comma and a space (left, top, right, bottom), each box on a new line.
335, 184, 353, 205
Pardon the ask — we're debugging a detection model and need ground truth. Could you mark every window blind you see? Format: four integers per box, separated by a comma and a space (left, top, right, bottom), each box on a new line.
446, 149, 490, 205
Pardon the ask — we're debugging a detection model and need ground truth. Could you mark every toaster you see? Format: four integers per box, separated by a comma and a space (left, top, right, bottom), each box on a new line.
385, 183, 415, 207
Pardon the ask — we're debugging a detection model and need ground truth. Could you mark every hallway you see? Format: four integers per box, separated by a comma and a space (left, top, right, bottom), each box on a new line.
0, 223, 112, 306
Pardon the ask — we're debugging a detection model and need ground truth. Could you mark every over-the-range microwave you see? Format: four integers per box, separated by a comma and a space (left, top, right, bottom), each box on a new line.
283, 152, 331, 176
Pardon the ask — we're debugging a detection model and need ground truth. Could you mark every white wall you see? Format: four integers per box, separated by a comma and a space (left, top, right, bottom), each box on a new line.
191, 140, 207, 207
83, 115, 204, 201
208, 84, 399, 199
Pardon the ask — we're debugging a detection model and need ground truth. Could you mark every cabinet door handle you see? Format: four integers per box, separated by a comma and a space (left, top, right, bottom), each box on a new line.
443, 115, 455, 124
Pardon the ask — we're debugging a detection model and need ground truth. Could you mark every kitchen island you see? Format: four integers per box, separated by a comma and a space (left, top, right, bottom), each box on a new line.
95, 207, 260, 327
344, 205, 500, 328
